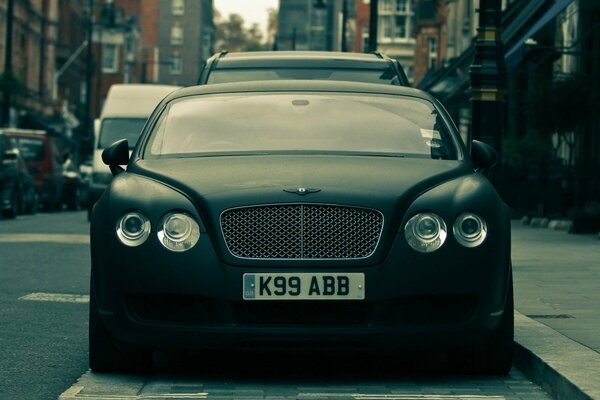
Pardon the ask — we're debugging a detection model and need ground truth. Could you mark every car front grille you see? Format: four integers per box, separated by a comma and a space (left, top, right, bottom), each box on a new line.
220, 204, 384, 259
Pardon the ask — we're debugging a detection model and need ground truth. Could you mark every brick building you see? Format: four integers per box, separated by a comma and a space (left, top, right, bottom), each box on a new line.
0, 0, 58, 126
89, 0, 143, 117
353, 0, 416, 82
412, 0, 446, 86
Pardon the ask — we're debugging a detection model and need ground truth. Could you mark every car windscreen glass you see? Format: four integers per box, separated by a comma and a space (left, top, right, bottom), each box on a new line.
207, 68, 401, 85
14, 137, 46, 161
98, 118, 147, 149
146, 93, 459, 160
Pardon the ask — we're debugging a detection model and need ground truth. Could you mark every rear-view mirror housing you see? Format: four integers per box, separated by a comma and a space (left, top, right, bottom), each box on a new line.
471, 140, 497, 172
102, 139, 129, 176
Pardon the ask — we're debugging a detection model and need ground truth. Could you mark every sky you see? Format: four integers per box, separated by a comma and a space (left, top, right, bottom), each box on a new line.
214, 0, 278, 36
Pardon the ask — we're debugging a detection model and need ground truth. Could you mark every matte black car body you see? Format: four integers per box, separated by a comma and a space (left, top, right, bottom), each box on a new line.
198, 51, 410, 86
90, 81, 512, 373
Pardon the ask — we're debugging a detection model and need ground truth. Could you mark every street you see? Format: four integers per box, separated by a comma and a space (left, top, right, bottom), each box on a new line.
0, 211, 556, 400
0, 212, 90, 399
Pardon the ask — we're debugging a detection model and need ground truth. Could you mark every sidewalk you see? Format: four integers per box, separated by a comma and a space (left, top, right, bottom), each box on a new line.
512, 222, 600, 399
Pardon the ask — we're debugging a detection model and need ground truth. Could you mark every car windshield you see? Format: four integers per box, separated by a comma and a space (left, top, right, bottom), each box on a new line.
14, 137, 45, 161
98, 118, 147, 149
146, 93, 459, 160
207, 68, 402, 85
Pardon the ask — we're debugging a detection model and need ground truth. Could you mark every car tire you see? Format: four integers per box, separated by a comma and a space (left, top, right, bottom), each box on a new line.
66, 188, 80, 211
2, 189, 18, 219
480, 275, 514, 375
448, 274, 514, 375
89, 276, 152, 373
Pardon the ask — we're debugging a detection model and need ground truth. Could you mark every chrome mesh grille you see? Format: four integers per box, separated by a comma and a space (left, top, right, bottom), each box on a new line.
220, 204, 383, 259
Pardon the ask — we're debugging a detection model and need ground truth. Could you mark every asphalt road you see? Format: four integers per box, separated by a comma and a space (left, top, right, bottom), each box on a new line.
0, 212, 553, 400
0, 212, 91, 400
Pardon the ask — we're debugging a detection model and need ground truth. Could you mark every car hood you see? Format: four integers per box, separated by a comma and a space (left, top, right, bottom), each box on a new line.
132, 155, 471, 226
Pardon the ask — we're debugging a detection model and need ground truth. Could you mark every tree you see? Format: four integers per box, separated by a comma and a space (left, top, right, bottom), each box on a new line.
216, 13, 247, 52
215, 10, 272, 52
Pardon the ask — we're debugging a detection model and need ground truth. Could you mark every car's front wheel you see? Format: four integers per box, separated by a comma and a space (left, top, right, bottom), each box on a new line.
2, 188, 18, 219
89, 276, 152, 373
480, 276, 514, 374
449, 274, 514, 375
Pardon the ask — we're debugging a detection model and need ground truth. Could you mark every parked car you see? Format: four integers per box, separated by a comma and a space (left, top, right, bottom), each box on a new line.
2, 129, 64, 211
88, 84, 181, 220
62, 157, 87, 210
0, 132, 38, 218
198, 51, 410, 86
90, 81, 512, 374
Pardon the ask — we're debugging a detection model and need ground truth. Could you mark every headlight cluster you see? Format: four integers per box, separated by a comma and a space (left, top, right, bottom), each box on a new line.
116, 211, 200, 252
405, 211, 487, 253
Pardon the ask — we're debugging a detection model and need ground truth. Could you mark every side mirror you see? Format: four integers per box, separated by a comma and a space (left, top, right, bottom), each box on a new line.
471, 140, 497, 172
102, 139, 129, 176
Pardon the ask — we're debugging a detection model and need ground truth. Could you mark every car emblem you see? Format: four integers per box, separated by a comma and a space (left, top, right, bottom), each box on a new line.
284, 187, 321, 196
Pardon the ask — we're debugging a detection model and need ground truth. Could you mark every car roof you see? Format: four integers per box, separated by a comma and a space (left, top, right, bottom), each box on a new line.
164, 80, 435, 103
101, 84, 182, 118
212, 51, 396, 70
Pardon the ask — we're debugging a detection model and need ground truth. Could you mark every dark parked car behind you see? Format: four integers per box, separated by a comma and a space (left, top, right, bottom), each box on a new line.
4, 129, 64, 211
0, 131, 38, 218
91, 81, 512, 375
198, 51, 410, 86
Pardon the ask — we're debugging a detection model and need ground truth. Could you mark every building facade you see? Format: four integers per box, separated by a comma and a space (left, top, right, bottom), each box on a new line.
418, 0, 600, 217
90, 0, 143, 118
277, 0, 355, 52
354, 0, 417, 82
0, 0, 58, 126
155, 0, 214, 86
412, 0, 446, 86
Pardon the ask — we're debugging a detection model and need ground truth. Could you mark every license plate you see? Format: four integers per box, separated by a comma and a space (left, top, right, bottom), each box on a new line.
243, 273, 365, 300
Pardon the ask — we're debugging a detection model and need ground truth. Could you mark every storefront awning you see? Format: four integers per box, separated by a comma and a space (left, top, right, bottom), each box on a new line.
504, 0, 573, 69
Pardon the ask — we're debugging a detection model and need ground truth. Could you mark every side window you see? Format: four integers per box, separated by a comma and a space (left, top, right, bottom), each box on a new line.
172, 0, 184, 15
171, 22, 184, 45
102, 43, 119, 73
170, 53, 183, 75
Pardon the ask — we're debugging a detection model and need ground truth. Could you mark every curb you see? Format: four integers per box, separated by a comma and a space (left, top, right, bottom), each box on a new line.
514, 311, 600, 400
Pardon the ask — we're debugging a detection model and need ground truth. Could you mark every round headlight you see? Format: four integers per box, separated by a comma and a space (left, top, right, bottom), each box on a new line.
157, 213, 200, 252
116, 211, 151, 247
453, 212, 487, 247
404, 212, 447, 253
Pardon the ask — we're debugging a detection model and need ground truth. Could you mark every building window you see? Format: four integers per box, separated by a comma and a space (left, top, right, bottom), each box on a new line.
427, 37, 437, 69
172, 0, 184, 15
379, 0, 414, 42
102, 43, 119, 73
171, 23, 184, 45
170, 53, 183, 75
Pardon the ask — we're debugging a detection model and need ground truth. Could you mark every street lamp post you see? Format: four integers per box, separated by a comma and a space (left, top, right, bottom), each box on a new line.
84, 0, 94, 153
341, 0, 348, 52
2, 0, 15, 127
469, 0, 506, 158
368, 0, 378, 52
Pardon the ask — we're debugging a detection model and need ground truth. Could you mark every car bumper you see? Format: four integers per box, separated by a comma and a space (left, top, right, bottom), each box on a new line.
91, 227, 511, 352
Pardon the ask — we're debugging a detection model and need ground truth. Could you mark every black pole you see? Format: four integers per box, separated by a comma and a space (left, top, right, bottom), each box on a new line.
368, 0, 378, 52
341, 0, 348, 52
469, 0, 506, 158
292, 28, 297, 50
2, 0, 15, 127
84, 0, 94, 153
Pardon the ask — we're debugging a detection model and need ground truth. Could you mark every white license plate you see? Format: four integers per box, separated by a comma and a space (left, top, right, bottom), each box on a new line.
243, 273, 365, 300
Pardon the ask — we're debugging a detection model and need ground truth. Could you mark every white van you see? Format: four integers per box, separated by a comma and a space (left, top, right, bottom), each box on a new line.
88, 84, 180, 218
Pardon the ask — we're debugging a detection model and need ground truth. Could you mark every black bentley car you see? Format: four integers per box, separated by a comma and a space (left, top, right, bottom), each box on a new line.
90, 81, 513, 374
